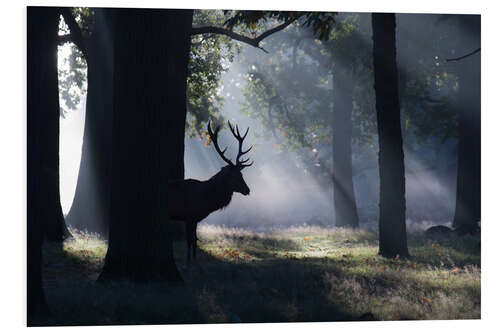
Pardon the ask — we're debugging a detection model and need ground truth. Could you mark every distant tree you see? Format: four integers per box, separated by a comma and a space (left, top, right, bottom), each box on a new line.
332, 66, 359, 228
239, 14, 373, 228
61, 8, 115, 235
448, 15, 481, 229
372, 13, 409, 258
328, 15, 372, 228
27, 6, 61, 323
98, 9, 193, 282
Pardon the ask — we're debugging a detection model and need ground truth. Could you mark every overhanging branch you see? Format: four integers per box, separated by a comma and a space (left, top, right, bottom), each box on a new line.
58, 34, 73, 45
191, 19, 296, 53
60, 8, 88, 59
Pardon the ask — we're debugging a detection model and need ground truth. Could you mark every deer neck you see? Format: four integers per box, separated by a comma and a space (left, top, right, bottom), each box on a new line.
207, 173, 234, 211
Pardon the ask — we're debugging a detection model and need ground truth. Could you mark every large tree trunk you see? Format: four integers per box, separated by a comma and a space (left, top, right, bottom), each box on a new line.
452, 15, 481, 229
99, 9, 193, 282
65, 8, 114, 236
372, 13, 409, 258
332, 70, 359, 228
27, 6, 61, 323
31, 8, 72, 242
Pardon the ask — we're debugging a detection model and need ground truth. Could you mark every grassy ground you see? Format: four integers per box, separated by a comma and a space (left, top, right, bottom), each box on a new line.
40, 224, 480, 325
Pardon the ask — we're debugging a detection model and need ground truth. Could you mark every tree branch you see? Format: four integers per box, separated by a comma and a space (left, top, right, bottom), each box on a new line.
60, 8, 88, 59
58, 34, 73, 45
446, 47, 480, 62
254, 19, 297, 44
191, 19, 296, 53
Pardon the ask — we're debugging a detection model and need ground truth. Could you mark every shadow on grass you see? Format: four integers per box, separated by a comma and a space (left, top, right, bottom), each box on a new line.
407, 231, 481, 268
41, 241, 203, 326
176, 247, 356, 323
40, 237, 356, 325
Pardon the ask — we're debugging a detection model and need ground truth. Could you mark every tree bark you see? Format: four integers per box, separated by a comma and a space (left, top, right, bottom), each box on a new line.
27, 6, 61, 323
31, 8, 72, 242
452, 15, 481, 229
372, 13, 409, 258
99, 8, 193, 282
332, 70, 359, 228
64, 8, 114, 236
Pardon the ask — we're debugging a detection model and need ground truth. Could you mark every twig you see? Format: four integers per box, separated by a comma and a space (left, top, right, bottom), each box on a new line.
446, 48, 480, 62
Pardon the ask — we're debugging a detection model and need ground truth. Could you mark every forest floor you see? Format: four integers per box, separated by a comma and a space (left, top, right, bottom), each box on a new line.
40, 224, 480, 325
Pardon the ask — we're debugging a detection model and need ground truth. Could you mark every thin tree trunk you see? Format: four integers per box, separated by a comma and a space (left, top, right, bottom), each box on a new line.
452, 15, 481, 229
332, 70, 359, 228
99, 9, 193, 282
27, 6, 60, 323
372, 13, 409, 258
65, 8, 114, 236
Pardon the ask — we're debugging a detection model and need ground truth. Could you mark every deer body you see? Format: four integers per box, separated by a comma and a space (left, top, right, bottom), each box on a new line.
168, 121, 253, 263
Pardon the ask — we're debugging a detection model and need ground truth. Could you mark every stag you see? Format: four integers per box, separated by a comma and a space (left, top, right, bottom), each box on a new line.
168, 121, 253, 262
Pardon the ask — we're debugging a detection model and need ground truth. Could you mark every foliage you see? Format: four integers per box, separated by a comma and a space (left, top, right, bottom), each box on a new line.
224, 10, 338, 41
239, 13, 463, 182
57, 10, 88, 118
186, 10, 340, 137
239, 13, 375, 181
56, 8, 240, 129
186, 10, 241, 137
397, 14, 460, 144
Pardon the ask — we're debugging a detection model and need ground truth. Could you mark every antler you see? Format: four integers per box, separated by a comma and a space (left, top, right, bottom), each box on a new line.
207, 121, 234, 166
227, 121, 253, 169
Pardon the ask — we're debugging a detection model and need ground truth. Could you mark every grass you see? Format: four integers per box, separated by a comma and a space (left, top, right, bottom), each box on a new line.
40, 224, 480, 325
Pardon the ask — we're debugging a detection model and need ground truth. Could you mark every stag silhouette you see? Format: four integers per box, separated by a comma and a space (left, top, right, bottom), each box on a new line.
168, 121, 253, 262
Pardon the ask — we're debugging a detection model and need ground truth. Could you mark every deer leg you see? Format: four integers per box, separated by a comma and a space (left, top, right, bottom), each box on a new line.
185, 222, 193, 264
193, 222, 198, 261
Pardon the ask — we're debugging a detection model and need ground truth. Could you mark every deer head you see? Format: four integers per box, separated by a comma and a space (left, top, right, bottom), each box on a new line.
207, 121, 253, 196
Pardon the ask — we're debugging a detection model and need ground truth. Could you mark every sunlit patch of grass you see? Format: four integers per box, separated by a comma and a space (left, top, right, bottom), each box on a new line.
196, 225, 480, 321
63, 228, 107, 264
196, 224, 379, 262
42, 228, 107, 285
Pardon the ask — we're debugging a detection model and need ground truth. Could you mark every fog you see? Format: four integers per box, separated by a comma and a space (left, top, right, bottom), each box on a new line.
185, 60, 334, 230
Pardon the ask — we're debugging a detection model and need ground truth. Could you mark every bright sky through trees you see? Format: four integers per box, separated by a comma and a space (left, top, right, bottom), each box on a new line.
58, 42, 86, 214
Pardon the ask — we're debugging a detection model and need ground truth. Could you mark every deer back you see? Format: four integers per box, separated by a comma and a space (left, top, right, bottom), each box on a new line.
167, 177, 233, 223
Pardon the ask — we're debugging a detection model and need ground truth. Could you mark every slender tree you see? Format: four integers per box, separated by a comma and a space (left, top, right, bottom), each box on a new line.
372, 13, 409, 258
61, 8, 115, 236
27, 6, 62, 323
329, 16, 369, 228
332, 67, 359, 228
240, 14, 369, 227
450, 15, 481, 229
99, 9, 193, 282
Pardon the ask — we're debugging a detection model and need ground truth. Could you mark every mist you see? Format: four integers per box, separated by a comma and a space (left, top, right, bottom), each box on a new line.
182, 13, 460, 230
185, 61, 334, 230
